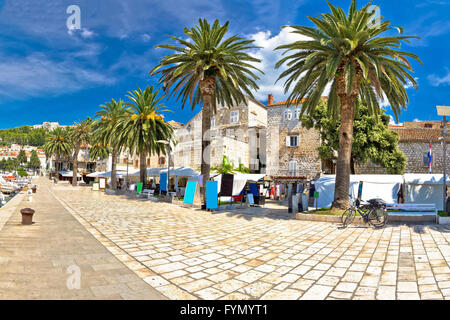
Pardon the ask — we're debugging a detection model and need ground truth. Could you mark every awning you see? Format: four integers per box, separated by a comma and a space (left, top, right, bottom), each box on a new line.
86, 171, 104, 178
130, 167, 200, 177
404, 174, 450, 185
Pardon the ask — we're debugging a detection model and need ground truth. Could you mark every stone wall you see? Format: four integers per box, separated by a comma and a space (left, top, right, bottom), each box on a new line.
172, 98, 267, 172
356, 142, 450, 174
266, 105, 321, 179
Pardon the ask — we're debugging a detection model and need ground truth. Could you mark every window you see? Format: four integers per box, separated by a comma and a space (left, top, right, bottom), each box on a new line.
288, 160, 298, 176
159, 157, 166, 165
294, 108, 301, 120
286, 135, 299, 147
187, 125, 191, 133
423, 152, 432, 166
284, 109, 292, 121
424, 123, 432, 128
230, 110, 239, 124
210, 116, 216, 128
147, 158, 150, 166
123, 158, 127, 164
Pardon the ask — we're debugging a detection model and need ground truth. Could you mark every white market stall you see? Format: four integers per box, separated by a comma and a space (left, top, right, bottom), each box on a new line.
404, 174, 450, 211
314, 174, 403, 209
212, 173, 266, 200
129, 167, 200, 195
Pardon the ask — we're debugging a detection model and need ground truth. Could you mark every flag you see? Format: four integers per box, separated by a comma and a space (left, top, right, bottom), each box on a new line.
428, 143, 432, 173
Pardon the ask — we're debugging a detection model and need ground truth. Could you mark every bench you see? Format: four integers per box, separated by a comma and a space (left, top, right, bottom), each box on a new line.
386, 203, 438, 223
141, 189, 155, 199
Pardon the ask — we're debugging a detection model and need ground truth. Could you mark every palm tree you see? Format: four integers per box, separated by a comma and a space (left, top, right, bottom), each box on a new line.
69, 118, 92, 186
89, 143, 110, 164
94, 99, 129, 190
43, 127, 73, 177
275, 0, 421, 209
150, 18, 263, 199
116, 86, 174, 185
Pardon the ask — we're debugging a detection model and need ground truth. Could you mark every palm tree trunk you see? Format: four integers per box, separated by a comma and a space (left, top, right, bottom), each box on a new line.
72, 146, 80, 186
139, 148, 147, 186
111, 148, 118, 190
332, 95, 355, 210
199, 76, 215, 204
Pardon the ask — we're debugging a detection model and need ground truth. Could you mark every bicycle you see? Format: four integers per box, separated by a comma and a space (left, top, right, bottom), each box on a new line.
341, 198, 388, 228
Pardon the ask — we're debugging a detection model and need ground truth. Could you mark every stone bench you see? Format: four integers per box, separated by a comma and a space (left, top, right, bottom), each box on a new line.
386, 203, 438, 223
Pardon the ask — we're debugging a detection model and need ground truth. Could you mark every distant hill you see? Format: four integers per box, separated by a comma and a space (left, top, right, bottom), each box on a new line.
0, 126, 47, 147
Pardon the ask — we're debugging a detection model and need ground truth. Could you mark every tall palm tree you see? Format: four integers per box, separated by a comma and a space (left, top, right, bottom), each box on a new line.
150, 18, 263, 199
69, 118, 92, 186
94, 99, 129, 190
116, 86, 174, 185
43, 127, 73, 177
89, 143, 111, 168
275, 0, 421, 209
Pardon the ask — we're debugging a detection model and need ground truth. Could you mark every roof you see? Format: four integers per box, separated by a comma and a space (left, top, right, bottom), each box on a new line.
167, 120, 184, 129
391, 127, 450, 143
266, 97, 328, 107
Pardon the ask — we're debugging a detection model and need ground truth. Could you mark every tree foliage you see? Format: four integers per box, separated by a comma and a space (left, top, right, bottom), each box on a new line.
17, 149, 27, 165
29, 150, 41, 169
0, 126, 47, 147
115, 86, 175, 184
301, 100, 406, 174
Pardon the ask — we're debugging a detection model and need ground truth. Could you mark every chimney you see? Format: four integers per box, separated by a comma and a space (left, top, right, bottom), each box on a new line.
268, 94, 273, 105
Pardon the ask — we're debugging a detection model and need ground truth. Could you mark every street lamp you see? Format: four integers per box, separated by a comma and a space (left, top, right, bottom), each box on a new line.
437, 106, 449, 212
126, 149, 129, 189
157, 140, 170, 195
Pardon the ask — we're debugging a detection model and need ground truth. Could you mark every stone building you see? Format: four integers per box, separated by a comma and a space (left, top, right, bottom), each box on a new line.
265, 94, 324, 180
356, 121, 450, 174
172, 97, 267, 173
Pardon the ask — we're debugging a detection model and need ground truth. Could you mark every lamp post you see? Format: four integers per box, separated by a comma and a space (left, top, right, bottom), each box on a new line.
437, 106, 450, 212
157, 140, 170, 195
126, 150, 129, 188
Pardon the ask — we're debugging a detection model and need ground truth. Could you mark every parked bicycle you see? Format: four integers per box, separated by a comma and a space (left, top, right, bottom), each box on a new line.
341, 198, 388, 228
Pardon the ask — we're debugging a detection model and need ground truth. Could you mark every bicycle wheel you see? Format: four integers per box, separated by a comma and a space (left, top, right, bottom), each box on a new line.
341, 208, 356, 228
368, 208, 388, 228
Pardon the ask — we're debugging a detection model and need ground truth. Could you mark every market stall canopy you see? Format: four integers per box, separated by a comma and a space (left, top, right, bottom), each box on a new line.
86, 171, 105, 178
403, 174, 450, 185
403, 174, 449, 211
59, 170, 73, 177
97, 171, 126, 178
213, 173, 266, 196
129, 167, 200, 177
314, 175, 404, 209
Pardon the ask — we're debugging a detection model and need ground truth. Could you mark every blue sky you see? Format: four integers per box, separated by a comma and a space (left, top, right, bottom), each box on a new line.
0, 0, 450, 128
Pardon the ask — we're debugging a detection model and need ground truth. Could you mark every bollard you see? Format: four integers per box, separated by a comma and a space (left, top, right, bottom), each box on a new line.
20, 208, 35, 225
292, 194, 299, 214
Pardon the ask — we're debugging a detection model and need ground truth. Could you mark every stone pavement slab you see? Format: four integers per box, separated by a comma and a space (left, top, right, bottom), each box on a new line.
49, 181, 450, 300
0, 177, 166, 300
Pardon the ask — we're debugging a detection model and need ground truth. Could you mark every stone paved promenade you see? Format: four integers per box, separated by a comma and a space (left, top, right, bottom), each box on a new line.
0, 177, 165, 299
49, 179, 450, 300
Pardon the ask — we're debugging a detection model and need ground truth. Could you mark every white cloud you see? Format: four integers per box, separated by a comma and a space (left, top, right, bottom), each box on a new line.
81, 28, 95, 39
0, 53, 115, 99
404, 77, 419, 89
428, 70, 450, 86
247, 27, 312, 102
413, 118, 421, 122
68, 27, 95, 39
389, 115, 403, 126
141, 33, 151, 42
